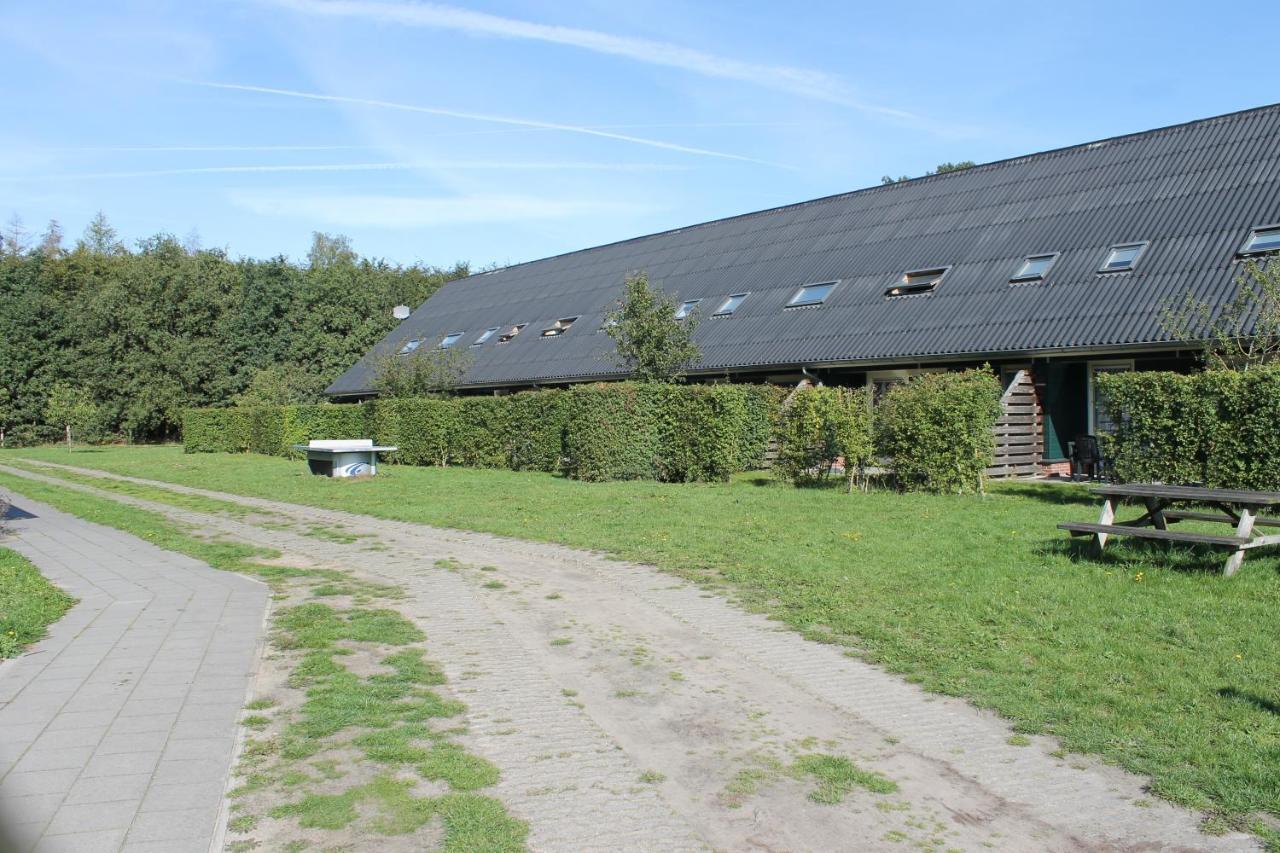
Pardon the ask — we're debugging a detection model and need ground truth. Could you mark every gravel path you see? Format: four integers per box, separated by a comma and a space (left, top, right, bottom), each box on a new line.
0, 461, 1260, 852
0, 483, 267, 853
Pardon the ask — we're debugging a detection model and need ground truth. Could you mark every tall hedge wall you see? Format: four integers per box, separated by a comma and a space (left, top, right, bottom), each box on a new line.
183, 383, 780, 483
1098, 367, 1280, 489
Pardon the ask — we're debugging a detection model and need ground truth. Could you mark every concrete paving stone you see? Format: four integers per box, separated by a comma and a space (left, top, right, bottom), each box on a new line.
1, 820, 49, 852
95, 730, 171, 755
37, 828, 129, 852
44, 710, 118, 731
63, 772, 153, 805
0, 792, 66, 825
79, 750, 162, 779
167, 718, 235, 742
121, 807, 212, 842
137, 779, 226, 812
106, 713, 177, 735
160, 738, 233, 762
121, 836, 212, 853
148, 757, 230, 786
30, 726, 107, 751
0, 768, 80, 797
126, 683, 190, 701
12, 745, 97, 774
117, 696, 186, 717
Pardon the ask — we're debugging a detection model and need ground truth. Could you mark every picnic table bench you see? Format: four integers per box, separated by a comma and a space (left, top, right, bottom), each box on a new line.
1058, 483, 1280, 576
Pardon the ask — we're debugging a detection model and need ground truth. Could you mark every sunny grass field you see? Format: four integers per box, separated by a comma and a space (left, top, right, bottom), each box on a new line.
2, 445, 1278, 840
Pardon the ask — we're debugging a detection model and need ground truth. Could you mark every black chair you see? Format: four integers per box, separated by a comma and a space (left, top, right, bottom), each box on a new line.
1069, 434, 1105, 482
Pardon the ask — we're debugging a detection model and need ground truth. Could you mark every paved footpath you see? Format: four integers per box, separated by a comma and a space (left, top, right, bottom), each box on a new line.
0, 487, 268, 853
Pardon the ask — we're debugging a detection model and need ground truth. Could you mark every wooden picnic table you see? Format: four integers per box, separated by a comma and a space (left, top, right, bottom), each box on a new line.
1058, 483, 1280, 576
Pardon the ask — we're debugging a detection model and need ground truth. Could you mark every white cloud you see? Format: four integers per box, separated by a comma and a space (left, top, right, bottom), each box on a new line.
227, 191, 660, 228
186, 81, 770, 164
267, 0, 913, 119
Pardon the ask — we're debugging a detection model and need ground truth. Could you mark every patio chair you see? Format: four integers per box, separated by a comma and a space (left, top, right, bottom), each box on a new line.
1069, 434, 1105, 482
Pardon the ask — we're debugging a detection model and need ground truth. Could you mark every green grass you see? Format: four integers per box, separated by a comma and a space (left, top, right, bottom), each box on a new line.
4, 446, 1280, 841
791, 754, 898, 803
0, 545, 75, 658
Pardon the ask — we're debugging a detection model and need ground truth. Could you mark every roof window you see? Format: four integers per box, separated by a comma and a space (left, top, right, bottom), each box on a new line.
1099, 242, 1147, 273
397, 339, 422, 355
886, 267, 948, 297
787, 281, 838, 307
1010, 253, 1058, 283
675, 299, 701, 320
713, 293, 749, 316
541, 317, 578, 337
472, 327, 499, 346
497, 323, 526, 343
1239, 225, 1280, 256
439, 332, 464, 349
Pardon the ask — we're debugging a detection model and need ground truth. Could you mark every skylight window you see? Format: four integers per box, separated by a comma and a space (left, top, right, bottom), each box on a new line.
713, 293, 749, 316
497, 323, 526, 343
787, 281, 838, 307
472, 327, 499, 346
1239, 225, 1280, 256
1010, 253, 1058, 282
541, 317, 578, 337
397, 339, 422, 355
439, 332, 464, 349
886, 267, 948, 297
675, 299, 701, 320
1099, 242, 1147, 272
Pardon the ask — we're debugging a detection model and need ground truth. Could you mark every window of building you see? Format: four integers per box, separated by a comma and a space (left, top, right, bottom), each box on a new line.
1010, 253, 1058, 282
1099, 242, 1147, 272
439, 332, 464, 349
541, 317, 578, 337
675, 299, 701, 320
1239, 225, 1280, 256
397, 339, 422, 355
1088, 360, 1133, 434
472, 327, 499, 346
713, 293, 749, 316
497, 323, 526, 343
886, 267, 948, 297
787, 281, 838, 307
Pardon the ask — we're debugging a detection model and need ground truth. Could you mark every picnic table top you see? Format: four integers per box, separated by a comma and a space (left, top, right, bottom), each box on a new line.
1091, 483, 1280, 505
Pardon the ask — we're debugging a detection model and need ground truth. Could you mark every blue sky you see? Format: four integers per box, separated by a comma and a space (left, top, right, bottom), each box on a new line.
2, 0, 1276, 269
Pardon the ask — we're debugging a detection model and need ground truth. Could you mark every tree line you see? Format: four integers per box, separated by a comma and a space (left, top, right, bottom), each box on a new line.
0, 214, 469, 444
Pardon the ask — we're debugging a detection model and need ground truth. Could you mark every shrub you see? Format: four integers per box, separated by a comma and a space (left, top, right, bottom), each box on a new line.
738, 384, 787, 470
775, 387, 873, 489
505, 390, 570, 472
562, 384, 660, 482
281, 405, 370, 458
875, 369, 1002, 494
1099, 366, 1280, 489
369, 397, 458, 467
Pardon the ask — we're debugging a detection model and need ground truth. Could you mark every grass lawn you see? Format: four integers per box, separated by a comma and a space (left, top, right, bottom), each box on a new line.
0, 544, 75, 659
2, 445, 1279, 841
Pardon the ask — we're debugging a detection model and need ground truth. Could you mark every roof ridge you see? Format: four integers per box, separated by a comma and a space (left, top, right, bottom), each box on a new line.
455, 101, 1280, 283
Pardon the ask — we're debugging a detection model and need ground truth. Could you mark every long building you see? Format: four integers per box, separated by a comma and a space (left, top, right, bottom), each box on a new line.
328, 103, 1280, 476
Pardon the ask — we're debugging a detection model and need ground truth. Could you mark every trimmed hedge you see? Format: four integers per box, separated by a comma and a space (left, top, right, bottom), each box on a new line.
775, 386, 873, 488
875, 369, 1002, 494
183, 383, 779, 483
1098, 366, 1280, 489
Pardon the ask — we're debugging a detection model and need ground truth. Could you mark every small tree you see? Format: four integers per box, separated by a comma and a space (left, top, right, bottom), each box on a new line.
235, 365, 326, 406
604, 271, 701, 382
1161, 259, 1280, 370
775, 387, 873, 491
44, 384, 99, 450
372, 341, 474, 398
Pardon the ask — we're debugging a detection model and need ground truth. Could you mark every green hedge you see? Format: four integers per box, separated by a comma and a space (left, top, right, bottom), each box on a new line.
1098, 366, 1280, 489
775, 386, 873, 488
875, 369, 1002, 494
183, 384, 777, 483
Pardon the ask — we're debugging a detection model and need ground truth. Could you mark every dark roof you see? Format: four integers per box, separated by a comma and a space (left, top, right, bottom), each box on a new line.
329, 103, 1280, 396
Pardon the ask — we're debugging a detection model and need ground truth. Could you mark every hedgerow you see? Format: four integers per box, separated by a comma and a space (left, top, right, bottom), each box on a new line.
183, 383, 776, 483
1098, 366, 1280, 489
875, 369, 1002, 494
775, 387, 873, 488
